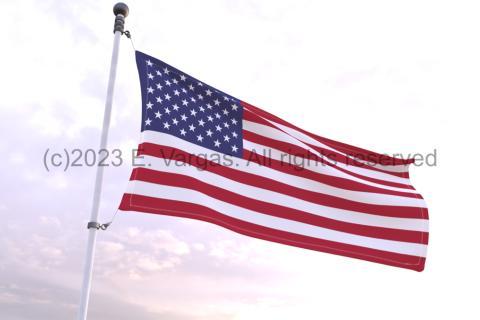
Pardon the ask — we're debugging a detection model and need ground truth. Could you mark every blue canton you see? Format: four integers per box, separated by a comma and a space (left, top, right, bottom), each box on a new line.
136, 51, 243, 157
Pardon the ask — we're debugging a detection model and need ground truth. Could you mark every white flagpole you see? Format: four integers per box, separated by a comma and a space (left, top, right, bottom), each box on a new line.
77, 3, 129, 320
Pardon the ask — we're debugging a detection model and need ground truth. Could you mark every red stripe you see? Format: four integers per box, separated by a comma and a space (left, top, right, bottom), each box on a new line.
130, 167, 428, 244
241, 101, 414, 165
244, 110, 410, 179
243, 130, 415, 190
139, 141, 418, 199
242, 149, 421, 199
120, 194, 425, 271
139, 144, 425, 219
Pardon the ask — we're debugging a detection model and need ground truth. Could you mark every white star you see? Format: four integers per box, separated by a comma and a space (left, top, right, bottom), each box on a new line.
146, 102, 153, 109
180, 128, 187, 136
198, 119, 205, 126
205, 89, 212, 96
206, 129, 213, 137
172, 104, 179, 111
163, 67, 170, 75
190, 109, 197, 117
196, 134, 204, 142
147, 87, 154, 94
182, 88, 187, 94
172, 118, 178, 125
156, 83, 163, 90
214, 140, 221, 147
165, 80, 171, 86
147, 73, 154, 79
164, 107, 171, 115
164, 93, 171, 101
207, 115, 214, 122
182, 99, 189, 106
180, 74, 187, 81
231, 145, 238, 152
232, 131, 238, 138
146, 60, 153, 66
156, 70, 162, 76
154, 111, 162, 118
173, 89, 180, 96
180, 114, 188, 121
190, 97, 196, 103
213, 99, 220, 106
163, 122, 170, 129
223, 96, 230, 101
223, 122, 230, 128
197, 81, 203, 87
215, 113, 221, 119
172, 78, 179, 84
222, 109, 229, 115
197, 94, 204, 100
199, 106, 205, 112
224, 135, 230, 142
188, 84, 195, 91
231, 104, 239, 111
206, 103, 213, 110
145, 118, 152, 126
215, 125, 222, 132
189, 124, 196, 131
156, 96, 163, 103
231, 118, 237, 125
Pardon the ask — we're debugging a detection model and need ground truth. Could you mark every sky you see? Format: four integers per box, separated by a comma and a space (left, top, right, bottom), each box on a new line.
1, 0, 479, 319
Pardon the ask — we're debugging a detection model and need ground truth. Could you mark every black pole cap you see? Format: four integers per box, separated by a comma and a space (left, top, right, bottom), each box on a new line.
113, 3, 129, 17
113, 3, 128, 33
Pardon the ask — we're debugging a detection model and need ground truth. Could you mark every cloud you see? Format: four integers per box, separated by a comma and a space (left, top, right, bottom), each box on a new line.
0, 272, 212, 320
39, 216, 62, 228
91, 227, 191, 280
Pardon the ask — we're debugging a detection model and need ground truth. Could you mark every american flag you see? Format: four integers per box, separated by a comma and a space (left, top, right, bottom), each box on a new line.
119, 51, 429, 271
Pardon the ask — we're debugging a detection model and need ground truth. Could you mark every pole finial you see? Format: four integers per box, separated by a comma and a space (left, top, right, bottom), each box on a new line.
113, 3, 129, 33
113, 3, 129, 17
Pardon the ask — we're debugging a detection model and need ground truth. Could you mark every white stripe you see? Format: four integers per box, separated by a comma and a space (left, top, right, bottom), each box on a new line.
243, 120, 410, 184
140, 130, 425, 204
245, 111, 410, 174
124, 181, 427, 257
244, 139, 414, 195
139, 154, 428, 232
142, 130, 421, 196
